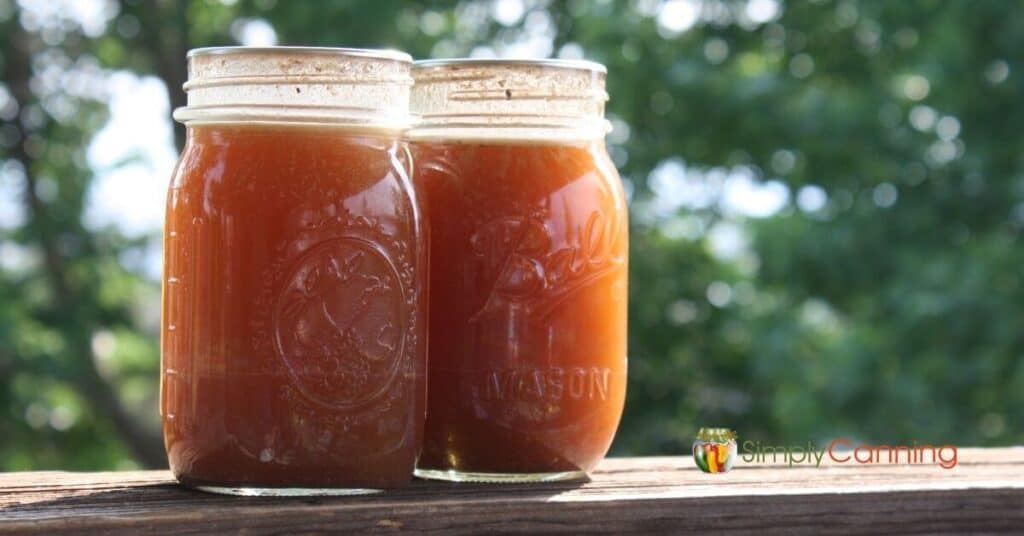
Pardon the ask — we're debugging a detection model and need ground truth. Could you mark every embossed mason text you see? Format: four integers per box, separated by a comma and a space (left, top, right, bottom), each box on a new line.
483, 367, 612, 401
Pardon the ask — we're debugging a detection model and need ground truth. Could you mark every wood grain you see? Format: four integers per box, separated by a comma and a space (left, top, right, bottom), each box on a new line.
1, 448, 1022, 534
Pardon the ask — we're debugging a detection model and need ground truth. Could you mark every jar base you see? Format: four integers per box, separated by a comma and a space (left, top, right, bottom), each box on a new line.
193, 485, 382, 497
414, 468, 587, 483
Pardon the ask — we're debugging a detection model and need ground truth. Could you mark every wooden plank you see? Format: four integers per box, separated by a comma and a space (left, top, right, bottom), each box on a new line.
0, 448, 1022, 533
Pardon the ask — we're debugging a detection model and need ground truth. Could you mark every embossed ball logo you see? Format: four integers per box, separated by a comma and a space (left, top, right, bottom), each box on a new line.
273, 238, 405, 408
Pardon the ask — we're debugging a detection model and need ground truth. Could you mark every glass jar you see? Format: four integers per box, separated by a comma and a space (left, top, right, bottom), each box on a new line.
409, 59, 628, 482
161, 47, 425, 495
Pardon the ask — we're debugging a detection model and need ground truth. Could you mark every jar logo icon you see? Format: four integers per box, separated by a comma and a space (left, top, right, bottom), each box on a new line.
693, 428, 738, 473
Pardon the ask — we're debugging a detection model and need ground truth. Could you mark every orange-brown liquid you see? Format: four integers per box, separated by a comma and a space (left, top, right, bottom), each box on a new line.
414, 141, 628, 475
161, 125, 425, 489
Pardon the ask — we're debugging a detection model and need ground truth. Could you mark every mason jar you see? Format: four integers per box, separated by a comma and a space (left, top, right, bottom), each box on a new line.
161, 47, 425, 495
409, 59, 628, 482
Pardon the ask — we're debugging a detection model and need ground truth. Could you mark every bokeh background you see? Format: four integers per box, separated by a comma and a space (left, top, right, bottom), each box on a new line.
2, 0, 1022, 470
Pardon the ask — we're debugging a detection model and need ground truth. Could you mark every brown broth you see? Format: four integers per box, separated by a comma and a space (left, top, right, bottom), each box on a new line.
161, 125, 426, 489
414, 141, 628, 475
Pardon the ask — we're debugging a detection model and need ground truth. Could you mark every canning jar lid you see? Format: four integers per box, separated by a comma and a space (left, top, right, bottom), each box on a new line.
413, 57, 607, 74
409, 57, 612, 142
174, 46, 414, 130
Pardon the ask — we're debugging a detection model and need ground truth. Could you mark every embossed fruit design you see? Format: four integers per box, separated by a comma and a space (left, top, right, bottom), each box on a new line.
693, 428, 738, 473
274, 238, 405, 408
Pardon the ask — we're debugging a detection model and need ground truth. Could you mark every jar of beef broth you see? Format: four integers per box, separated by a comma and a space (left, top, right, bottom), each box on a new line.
410, 59, 628, 482
161, 47, 426, 495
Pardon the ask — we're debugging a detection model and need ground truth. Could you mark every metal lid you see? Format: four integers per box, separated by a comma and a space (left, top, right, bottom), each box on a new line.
188, 45, 412, 63
409, 57, 611, 142
174, 46, 413, 129
414, 57, 606, 74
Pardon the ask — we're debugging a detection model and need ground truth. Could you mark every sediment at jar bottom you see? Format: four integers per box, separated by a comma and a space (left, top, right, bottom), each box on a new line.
161, 125, 426, 489
413, 141, 629, 476
165, 370, 421, 489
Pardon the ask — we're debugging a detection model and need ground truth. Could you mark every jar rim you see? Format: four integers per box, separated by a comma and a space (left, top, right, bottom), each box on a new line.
414, 57, 606, 74
410, 57, 610, 140
188, 46, 412, 63
177, 46, 413, 127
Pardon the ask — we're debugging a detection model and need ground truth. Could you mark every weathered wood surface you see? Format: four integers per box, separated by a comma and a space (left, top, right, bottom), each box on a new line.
1, 449, 1022, 534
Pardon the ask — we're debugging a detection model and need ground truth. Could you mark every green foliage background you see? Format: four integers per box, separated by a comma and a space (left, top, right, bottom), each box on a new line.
1, 0, 1021, 470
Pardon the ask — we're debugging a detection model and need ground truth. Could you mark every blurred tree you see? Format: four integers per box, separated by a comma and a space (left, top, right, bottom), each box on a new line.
1, 4, 167, 468
1, 0, 1021, 470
